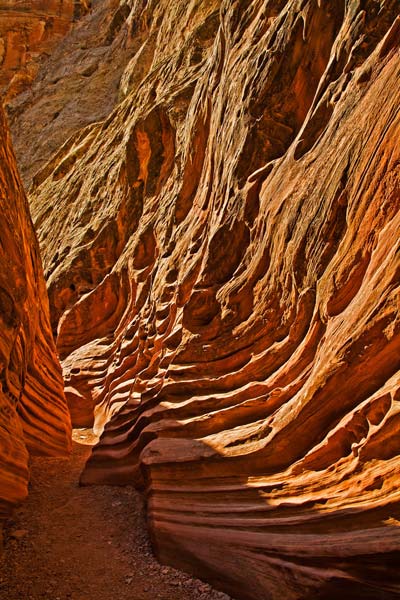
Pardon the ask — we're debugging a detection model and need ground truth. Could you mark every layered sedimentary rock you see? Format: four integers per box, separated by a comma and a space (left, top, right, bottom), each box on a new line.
0, 0, 90, 103
16, 0, 400, 597
0, 104, 71, 520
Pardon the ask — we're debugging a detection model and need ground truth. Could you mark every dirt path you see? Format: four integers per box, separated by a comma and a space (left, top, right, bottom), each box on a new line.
0, 430, 232, 600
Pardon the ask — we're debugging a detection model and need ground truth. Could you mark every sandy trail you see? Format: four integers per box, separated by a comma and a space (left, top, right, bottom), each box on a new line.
0, 429, 232, 600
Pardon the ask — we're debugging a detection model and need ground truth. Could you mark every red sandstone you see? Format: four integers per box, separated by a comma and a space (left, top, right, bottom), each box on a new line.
0, 104, 71, 521
4, 1, 400, 598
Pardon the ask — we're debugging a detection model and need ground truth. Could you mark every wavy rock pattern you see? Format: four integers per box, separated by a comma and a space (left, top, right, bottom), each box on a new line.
23, 0, 400, 598
0, 105, 71, 521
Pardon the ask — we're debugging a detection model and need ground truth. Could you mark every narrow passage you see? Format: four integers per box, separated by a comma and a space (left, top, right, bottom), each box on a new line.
0, 430, 232, 600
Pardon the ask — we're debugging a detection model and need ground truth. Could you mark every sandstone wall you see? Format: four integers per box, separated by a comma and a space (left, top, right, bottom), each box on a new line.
0, 0, 90, 103
19, 0, 400, 597
0, 104, 71, 520
8, 0, 144, 186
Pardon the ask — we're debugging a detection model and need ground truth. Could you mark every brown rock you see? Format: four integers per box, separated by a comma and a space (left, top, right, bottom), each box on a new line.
10, 1, 400, 599
0, 0, 90, 103
9, 529, 28, 540
0, 104, 71, 521
7, 0, 147, 187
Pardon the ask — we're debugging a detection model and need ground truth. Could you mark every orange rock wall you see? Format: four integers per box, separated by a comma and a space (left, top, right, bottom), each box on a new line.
0, 104, 71, 520
18, 0, 400, 597
0, 0, 89, 102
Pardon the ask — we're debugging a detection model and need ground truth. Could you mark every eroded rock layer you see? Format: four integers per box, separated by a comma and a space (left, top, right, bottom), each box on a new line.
0, 104, 71, 520
22, 0, 400, 598
0, 0, 89, 103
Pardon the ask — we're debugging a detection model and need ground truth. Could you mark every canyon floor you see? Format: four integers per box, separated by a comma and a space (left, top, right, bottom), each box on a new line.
0, 430, 232, 600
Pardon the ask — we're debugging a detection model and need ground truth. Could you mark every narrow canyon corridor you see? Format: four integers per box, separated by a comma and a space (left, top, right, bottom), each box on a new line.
0, 1, 399, 599
0, 430, 232, 600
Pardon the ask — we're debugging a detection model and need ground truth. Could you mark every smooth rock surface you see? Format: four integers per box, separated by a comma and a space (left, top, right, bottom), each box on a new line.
0, 104, 71, 521
10, 0, 400, 598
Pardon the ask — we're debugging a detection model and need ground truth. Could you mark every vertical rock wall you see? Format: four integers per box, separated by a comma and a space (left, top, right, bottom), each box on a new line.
7, 0, 140, 186
9, 0, 400, 598
0, 0, 89, 102
0, 104, 71, 520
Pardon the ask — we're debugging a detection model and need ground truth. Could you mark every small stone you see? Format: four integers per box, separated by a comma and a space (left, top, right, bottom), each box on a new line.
10, 529, 28, 540
199, 582, 210, 591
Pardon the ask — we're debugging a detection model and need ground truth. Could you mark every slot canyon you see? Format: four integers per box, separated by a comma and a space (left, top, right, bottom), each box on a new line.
0, 1, 399, 599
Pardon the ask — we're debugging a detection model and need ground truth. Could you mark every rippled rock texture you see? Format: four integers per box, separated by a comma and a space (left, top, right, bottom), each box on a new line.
18, 0, 400, 597
0, 105, 71, 521
0, 0, 90, 103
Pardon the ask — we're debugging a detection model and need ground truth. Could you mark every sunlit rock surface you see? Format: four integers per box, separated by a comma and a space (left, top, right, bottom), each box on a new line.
16, 0, 400, 597
0, 0, 90, 103
0, 104, 71, 521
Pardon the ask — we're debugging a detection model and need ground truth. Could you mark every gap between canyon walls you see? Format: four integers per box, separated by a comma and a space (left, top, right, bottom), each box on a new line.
0, 13, 234, 597
0, 429, 233, 600
3, 1, 400, 600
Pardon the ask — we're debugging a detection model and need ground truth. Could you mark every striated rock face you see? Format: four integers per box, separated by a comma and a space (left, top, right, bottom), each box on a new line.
0, 104, 71, 521
16, 0, 400, 597
0, 0, 90, 103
